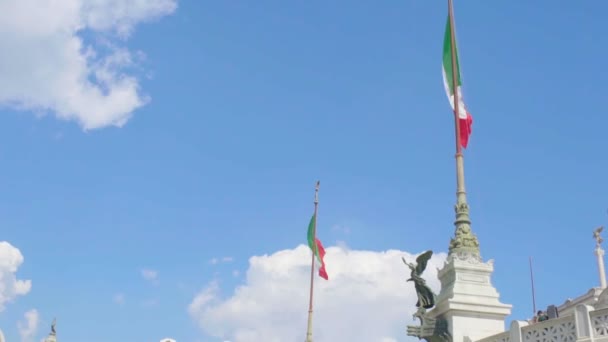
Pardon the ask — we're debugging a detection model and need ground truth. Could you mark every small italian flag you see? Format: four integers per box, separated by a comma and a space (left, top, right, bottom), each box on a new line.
307, 214, 328, 280
442, 15, 473, 149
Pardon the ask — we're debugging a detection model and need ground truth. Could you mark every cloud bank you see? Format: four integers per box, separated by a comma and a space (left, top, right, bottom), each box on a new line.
189, 245, 447, 342
0, 241, 31, 311
0, 0, 177, 129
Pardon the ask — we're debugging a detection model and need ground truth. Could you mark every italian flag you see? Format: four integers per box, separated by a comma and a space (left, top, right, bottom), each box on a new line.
442, 15, 473, 149
307, 214, 328, 280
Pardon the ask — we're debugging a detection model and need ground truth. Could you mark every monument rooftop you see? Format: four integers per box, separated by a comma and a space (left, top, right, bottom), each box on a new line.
476, 286, 608, 342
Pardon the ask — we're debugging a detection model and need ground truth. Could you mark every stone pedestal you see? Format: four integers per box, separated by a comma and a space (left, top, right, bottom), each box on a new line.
44, 334, 56, 342
430, 253, 512, 342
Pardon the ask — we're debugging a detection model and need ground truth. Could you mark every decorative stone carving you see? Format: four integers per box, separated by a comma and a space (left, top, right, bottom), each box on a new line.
522, 318, 576, 342
592, 311, 608, 337
407, 307, 451, 342
448, 202, 480, 257
448, 251, 483, 264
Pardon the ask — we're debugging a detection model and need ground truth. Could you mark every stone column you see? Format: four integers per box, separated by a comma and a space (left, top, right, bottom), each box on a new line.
596, 246, 607, 289
594, 227, 607, 289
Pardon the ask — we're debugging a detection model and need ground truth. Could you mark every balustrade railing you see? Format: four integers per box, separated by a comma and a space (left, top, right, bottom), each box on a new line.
475, 304, 608, 342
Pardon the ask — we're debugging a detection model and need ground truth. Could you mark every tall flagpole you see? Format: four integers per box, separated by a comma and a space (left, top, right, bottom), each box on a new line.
529, 257, 537, 315
447, 0, 480, 258
448, 0, 465, 207
305, 181, 320, 342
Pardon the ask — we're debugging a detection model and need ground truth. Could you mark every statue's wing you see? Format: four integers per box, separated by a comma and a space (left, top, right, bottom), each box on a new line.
415, 250, 433, 274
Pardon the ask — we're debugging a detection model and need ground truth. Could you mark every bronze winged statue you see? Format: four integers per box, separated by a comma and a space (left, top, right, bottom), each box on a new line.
403, 250, 436, 309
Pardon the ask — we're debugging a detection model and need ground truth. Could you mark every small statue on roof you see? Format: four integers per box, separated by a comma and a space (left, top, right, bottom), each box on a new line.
594, 226, 604, 247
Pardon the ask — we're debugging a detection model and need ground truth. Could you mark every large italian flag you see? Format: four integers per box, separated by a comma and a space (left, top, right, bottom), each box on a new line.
442, 15, 473, 149
307, 214, 328, 280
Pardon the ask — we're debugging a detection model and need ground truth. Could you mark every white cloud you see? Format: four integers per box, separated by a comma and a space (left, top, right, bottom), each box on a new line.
190, 281, 219, 311
17, 309, 39, 342
141, 268, 158, 282
0, 241, 31, 311
335, 240, 349, 251
0, 0, 177, 130
189, 245, 446, 342
210, 257, 234, 265
113, 293, 126, 305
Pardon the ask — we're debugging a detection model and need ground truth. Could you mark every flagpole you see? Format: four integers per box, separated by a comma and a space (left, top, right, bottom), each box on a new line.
448, 0, 466, 204
446, 0, 480, 258
529, 256, 537, 315
305, 181, 320, 342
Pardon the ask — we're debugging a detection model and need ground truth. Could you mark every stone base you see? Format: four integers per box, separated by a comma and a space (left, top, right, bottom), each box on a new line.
430, 253, 512, 342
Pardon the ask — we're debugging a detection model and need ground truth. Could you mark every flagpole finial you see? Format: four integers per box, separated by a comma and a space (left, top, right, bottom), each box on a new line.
314, 181, 320, 204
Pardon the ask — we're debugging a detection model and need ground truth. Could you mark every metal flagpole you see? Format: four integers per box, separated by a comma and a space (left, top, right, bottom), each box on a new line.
447, 0, 467, 205
305, 181, 320, 342
529, 256, 537, 315
445, 0, 481, 260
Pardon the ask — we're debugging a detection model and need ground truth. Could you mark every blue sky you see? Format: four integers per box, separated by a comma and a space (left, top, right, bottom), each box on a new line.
0, 1, 607, 341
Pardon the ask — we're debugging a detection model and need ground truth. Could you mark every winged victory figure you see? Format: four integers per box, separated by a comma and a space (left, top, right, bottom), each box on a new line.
403, 250, 436, 309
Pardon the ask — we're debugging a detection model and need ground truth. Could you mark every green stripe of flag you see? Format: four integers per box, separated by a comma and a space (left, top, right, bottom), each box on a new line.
307, 214, 320, 262
442, 15, 461, 97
